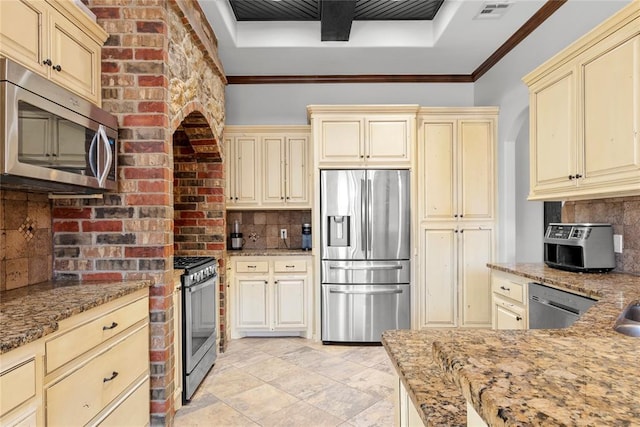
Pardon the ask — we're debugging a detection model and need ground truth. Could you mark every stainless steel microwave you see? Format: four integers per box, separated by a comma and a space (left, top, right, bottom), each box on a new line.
0, 58, 118, 193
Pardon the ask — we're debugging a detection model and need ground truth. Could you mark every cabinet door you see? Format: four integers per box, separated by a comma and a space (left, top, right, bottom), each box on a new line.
366, 117, 411, 164
235, 277, 269, 329
273, 277, 306, 329
318, 118, 364, 163
420, 121, 455, 221
493, 296, 526, 330
262, 136, 285, 205
235, 136, 260, 205
0, 0, 48, 76
48, 9, 101, 104
459, 227, 493, 327
581, 32, 640, 187
418, 226, 457, 328
459, 120, 494, 220
529, 64, 578, 196
285, 136, 310, 206
224, 136, 235, 204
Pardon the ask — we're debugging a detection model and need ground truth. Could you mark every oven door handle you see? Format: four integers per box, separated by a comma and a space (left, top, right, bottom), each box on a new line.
187, 279, 216, 293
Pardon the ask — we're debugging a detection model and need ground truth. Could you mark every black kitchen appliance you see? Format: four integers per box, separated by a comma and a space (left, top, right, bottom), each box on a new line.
174, 256, 218, 403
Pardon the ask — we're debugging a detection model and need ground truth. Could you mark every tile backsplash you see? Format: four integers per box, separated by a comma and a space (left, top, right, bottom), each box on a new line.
563, 195, 639, 274
227, 210, 312, 250
0, 190, 53, 290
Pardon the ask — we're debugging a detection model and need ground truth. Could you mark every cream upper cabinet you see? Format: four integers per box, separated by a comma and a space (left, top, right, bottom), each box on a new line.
308, 105, 419, 167
224, 126, 311, 210
225, 134, 260, 207
262, 134, 310, 207
419, 113, 497, 222
0, 0, 107, 105
525, 3, 640, 201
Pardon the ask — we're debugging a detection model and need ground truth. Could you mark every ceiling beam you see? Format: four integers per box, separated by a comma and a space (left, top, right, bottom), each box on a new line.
320, 0, 357, 41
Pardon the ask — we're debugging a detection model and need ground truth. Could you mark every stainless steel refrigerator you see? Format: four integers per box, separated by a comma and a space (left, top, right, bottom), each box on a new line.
320, 169, 410, 343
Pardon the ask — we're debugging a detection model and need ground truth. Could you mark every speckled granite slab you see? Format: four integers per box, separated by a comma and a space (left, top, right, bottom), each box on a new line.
227, 248, 313, 256
383, 263, 640, 426
0, 280, 149, 354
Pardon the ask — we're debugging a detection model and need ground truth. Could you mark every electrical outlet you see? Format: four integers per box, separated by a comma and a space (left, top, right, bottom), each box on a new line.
280, 229, 287, 239
613, 234, 623, 253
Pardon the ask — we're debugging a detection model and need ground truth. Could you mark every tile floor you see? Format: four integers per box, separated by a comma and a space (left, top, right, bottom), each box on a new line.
174, 337, 397, 426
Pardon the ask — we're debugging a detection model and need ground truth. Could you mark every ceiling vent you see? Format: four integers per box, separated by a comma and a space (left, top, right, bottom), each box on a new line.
474, 1, 512, 20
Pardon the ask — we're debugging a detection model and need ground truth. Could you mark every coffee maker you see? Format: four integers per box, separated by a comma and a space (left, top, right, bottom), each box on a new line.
230, 220, 243, 250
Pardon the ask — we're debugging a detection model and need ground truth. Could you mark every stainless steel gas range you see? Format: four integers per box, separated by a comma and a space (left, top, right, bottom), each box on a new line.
174, 256, 218, 403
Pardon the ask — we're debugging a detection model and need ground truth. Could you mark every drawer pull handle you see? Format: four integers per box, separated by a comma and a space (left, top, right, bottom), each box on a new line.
103, 322, 118, 330
500, 286, 510, 291
53, 64, 62, 72
285, 265, 295, 268
248, 265, 256, 269
516, 316, 522, 321
43, 58, 52, 66
103, 371, 119, 383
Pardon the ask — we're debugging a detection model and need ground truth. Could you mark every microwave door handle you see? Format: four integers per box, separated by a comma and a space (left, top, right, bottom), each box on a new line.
96, 125, 112, 188
88, 131, 99, 178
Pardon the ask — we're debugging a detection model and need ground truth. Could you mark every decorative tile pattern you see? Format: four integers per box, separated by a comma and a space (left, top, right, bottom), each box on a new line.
174, 338, 395, 426
18, 217, 36, 241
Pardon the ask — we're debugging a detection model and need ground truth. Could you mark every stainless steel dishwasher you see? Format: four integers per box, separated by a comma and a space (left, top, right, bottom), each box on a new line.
528, 282, 596, 329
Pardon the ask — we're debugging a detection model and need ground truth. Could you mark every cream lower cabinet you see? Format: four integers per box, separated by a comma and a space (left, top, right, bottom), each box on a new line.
0, 0, 107, 105
491, 270, 528, 330
231, 256, 312, 338
44, 288, 150, 426
0, 289, 149, 427
0, 340, 44, 427
525, 3, 640, 201
224, 126, 311, 209
395, 376, 423, 427
418, 225, 493, 329
307, 105, 418, 167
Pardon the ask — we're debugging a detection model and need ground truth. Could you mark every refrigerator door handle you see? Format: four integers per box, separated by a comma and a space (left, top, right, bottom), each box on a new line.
367, 177, 372, 258
361, 178, 367, 252
329, 265, 402, 271
329, 289, 403, 295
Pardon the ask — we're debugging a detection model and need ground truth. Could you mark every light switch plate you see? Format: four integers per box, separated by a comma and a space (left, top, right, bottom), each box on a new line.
613, 234, 623, 253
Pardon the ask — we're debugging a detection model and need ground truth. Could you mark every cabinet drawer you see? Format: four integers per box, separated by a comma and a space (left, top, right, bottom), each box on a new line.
236, 261, 269, 273
492, 275, 525, 304
0, 359, 36, 415
46, 297, 148, 373
274, 260, 307, 273
46, 325, 149, 427
95, 377, 149, 427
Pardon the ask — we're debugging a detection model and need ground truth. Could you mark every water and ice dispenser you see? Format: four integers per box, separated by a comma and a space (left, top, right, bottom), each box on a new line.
327, 215, 350, 247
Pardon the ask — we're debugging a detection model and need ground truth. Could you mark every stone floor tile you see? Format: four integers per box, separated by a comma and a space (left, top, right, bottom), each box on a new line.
269, 369, 339, 400
223, 383, 300, 422
260, 401, 345, 427
343, 367, 396, 399
345, 396, 396, 427
174, 400, 258, 426
305, 383, 380, 420
202, 367, 264, 399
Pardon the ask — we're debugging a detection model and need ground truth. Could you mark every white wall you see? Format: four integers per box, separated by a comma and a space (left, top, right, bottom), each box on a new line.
474, 0, 630, 263
224, 83, 474, 125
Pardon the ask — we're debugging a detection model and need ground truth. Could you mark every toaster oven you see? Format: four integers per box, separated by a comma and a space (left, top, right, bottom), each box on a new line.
544, 223, 615, 273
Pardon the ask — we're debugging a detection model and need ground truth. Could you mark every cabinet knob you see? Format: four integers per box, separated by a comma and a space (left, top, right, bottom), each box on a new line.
568, 175, 575, 180
455, 229, 458, 233
103, 371, 119, 383
360, 155, 364, 158
286, 196, 290, 200
43, 58, 52, 66
460, 214, 463, 218
575, 174, 582, 179
53, 64, 62, 72
281, 196, 284, 200
274, 280, 279, 284
516, 316, 522, 321
235, 197, 238, 200
366, 155, 371, 158
500, 286, 510, 292
454, 214, 458, 218
264, 280, 268, 284
460, 229, 464, 233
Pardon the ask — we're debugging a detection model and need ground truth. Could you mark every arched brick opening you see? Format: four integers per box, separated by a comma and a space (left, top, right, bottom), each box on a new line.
172, 110, 227, 348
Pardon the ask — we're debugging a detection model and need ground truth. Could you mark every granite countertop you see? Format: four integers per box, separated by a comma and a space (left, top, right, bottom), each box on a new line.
227, 248, 313, 256
0, 279, 150, 354
383, 263, 640, 426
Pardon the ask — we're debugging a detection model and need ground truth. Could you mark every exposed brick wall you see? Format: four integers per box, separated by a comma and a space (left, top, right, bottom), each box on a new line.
50, 1, 226, 425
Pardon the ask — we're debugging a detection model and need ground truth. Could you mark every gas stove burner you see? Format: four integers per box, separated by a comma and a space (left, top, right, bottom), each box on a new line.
174, 256, 215, 270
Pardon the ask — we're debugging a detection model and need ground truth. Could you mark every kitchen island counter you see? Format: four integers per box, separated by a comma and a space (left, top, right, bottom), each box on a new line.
0, 279, 150, 354
383, 263, 639, 426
